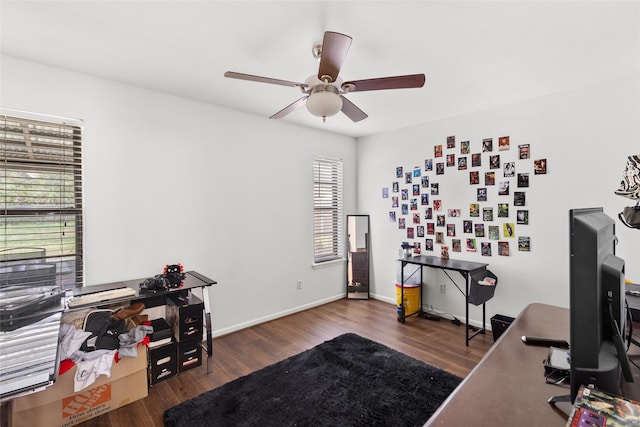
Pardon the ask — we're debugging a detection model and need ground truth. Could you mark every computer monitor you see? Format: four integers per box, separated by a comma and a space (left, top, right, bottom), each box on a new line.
569, 207, 633, 401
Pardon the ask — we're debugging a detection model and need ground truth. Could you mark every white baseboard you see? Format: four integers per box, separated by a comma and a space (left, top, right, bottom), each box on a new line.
212, 294, 345, 338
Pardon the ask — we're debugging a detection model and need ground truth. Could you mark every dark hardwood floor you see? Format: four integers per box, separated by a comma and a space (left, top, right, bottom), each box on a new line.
43, 299, 497, 427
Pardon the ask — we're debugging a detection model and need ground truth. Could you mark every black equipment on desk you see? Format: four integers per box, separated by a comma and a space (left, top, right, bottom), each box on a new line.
139, 264, 186, 293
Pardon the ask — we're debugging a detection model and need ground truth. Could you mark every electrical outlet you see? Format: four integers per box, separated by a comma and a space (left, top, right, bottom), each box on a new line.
440, 283, 446, 294
297, 280, 302, 290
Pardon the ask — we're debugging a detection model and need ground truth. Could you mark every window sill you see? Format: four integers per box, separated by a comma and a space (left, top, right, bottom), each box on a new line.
312, 258, 346, 269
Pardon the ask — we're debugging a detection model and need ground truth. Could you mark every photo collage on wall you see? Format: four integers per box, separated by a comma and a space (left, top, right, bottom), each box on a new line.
382, 135, 547, 258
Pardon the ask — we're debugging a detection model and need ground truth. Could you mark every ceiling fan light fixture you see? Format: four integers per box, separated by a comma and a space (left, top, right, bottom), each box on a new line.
305, 85, 343, 121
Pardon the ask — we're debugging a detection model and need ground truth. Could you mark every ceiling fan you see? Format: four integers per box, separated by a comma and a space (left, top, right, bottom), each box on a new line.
224, 31, 426, 123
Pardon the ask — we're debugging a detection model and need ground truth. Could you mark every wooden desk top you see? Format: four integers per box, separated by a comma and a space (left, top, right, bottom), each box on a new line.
426, 302, 640, 426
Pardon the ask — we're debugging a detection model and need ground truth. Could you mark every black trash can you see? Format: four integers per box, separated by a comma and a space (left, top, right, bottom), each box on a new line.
490, 314, 515, 341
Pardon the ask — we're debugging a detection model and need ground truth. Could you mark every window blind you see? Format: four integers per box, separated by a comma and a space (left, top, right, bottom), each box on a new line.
313, 157, 343, 263
1, 112, 83, 289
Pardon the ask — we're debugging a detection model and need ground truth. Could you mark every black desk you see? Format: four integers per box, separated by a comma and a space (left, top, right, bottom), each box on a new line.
398, 255, 489, 346
68, 271, 217, 372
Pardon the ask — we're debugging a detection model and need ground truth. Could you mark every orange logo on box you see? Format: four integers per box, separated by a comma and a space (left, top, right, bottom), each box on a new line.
61, 384, 111, 418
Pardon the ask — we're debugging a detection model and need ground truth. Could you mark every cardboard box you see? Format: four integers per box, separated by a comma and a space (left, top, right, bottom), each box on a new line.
165, 293, 203, 341
148, 341, 177, 385
10, 351, 148, 427
177, 338, 202, 372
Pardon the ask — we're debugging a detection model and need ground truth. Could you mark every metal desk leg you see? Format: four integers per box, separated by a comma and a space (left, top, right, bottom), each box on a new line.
201, 286, 213, 374
398, 261, 406, 323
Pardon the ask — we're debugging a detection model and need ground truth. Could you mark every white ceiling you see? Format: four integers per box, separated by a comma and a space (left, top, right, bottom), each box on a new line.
1, 1, 639, 138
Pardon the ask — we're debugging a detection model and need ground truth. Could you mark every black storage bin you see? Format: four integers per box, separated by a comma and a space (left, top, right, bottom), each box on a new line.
468, 269, 498, 306
490, 314, 515, 341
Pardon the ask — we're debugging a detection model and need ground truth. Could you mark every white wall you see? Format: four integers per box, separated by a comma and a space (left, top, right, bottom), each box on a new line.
1, 55, 357, 336
358, 73, 640, 323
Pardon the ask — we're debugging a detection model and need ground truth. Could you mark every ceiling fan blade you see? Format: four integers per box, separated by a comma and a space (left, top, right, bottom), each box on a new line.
317, 31, 352, 82
224, 71, 307, 88
340, 96, 368, 122
270, 96, 308, 119
343, 74, 426, 92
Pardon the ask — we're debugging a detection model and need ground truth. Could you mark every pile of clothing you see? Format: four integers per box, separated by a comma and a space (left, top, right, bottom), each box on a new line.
58, 302, 153, 392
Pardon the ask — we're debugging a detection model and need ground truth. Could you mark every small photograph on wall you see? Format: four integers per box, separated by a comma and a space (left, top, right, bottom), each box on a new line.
413, 184, 420, 196
402, 204, 408, 215
410, 199, 418, 210
477, 188, 488, 201
519, 144, 530, 159
382, 187, 389, 198
517, 173, 530, 188
514, 191, 525, 206
498, 241, 510, 256
498, 181, 510, 195
399, 218, 406, 229
452, 239, 462, 252
498, 136, 510, 151
436, 162, 445, 174
466, 238, 477, 252
475, 223, 485, 237
441, 245, 450, 259
435, 145, 443, 158
458, 157, 467, 170
483, 207, 494, 221
518, 236, 531, 251
414, 242, 421, 254
421, 193, 429, 205
485, 172, 496, 185
396, 167, 403, 178
425, 159, 433, 171
447, 135, 456, 149
426, 239, 434, 251
431, 183, 439, 195
482, 138, 493, 152
437, 214, 445, 226
413, 213, 421, 224
421, 175, 429, 188
433, 200, 442, 211
488, 225, 499, 240
472, 153, 482, 167
392, 182, 399, 192
436, 232, 444, 244
405, 172, 413, 183
461, 141, 470, 154
481, 242, 492, 256
401, 189, 408, 200
490, 155, 500, 169
503, 222, 515, 237
534, 159, 547, 174
498, 203, 509, 217
425, 208, 433, 220
413, 167, 421, 177
517, 210, 529, 225
470, 204, 480, 217
463, 220, 473, 233
446, 154, 455, 167
417, 225, 424, 237
504, 162, 515, 177
470, 170, 480, 184
447, 224, 456, 236
448, 208, 461, 217
427, 222, 435, 234
389, 211, 396, 222
392, 197, 399, 208
407, 227, 414, 239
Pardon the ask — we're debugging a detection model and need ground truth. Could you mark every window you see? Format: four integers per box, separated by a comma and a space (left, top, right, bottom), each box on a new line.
313, 157, 343, 263
1, 111, 83, 289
